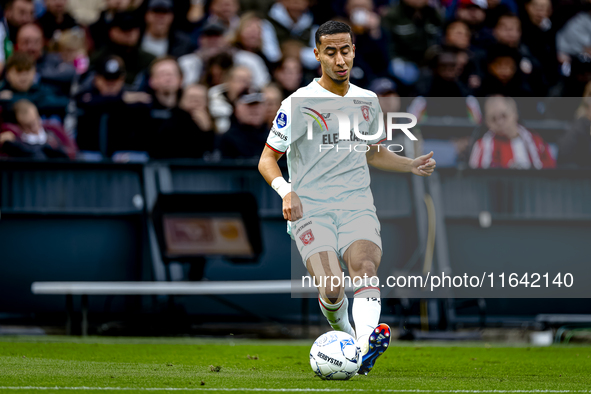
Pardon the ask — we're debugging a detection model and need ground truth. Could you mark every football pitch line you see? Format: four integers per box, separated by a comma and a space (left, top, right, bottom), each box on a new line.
1, 388, 591, 393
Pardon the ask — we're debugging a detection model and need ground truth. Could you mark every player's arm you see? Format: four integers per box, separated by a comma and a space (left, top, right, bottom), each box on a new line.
258, 145, 303, 221
366, 146, 436, 177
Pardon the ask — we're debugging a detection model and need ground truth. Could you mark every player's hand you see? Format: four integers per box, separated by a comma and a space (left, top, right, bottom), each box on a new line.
283, 191, 303, 221
411, 151, 436, 177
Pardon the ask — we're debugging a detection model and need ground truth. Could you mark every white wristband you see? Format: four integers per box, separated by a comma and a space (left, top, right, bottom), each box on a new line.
271, 177, 291, 199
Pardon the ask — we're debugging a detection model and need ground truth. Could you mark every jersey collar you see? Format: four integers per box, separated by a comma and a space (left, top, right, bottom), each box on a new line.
313, 78, 352, 97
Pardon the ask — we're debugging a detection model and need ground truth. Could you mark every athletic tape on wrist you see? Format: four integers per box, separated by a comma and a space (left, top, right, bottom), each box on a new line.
271, 177, 291, 199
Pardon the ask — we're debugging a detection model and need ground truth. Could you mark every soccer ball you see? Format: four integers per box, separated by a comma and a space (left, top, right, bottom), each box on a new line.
309, 331, 362, 380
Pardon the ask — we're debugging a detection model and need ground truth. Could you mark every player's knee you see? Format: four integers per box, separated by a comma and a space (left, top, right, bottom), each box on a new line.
358, 259, 378, 278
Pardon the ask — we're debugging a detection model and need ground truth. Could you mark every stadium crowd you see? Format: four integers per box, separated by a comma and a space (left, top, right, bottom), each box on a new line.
0, 0, 589, 168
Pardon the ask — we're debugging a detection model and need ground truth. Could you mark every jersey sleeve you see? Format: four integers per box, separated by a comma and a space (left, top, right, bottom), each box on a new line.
368, 98, 387, 146
265, 99, 291, 154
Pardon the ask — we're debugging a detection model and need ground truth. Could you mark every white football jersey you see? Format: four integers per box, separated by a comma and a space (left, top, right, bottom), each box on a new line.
266, 79, 386, 228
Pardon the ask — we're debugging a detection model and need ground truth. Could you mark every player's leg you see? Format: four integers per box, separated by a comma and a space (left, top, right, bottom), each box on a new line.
306, 251, 355, 337
342, 239, 383, 351
339, 211, 389, 375
293, 214, 354, 337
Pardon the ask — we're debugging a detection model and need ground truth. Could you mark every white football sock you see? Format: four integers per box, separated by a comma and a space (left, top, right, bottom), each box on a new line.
318, 296, 355, 338
352, 277, 381, 355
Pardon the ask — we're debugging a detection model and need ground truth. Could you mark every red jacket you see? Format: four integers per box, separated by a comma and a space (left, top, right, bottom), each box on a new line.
469, 126, 556, 169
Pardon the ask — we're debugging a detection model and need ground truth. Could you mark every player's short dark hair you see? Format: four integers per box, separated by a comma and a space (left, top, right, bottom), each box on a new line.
315, 21, 353, 47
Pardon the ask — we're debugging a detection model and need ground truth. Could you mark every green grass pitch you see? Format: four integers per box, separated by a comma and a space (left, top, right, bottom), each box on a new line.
0, 336, 590, 393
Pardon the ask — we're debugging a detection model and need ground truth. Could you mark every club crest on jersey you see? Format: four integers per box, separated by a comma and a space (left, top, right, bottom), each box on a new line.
276, 111, 288, 128
300, 229, 315, 246
361, 105, 370, 122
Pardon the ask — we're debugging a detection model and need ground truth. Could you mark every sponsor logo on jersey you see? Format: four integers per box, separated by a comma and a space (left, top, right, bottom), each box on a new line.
300, 229, 315, 245
361, 105, 370, 122
354, 99, 372, 105
276, 111, 288, 128
271, 126, 287, 141
295, 220, 312, 235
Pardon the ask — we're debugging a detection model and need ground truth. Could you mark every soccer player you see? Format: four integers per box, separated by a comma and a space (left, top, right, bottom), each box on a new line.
258, 21, 436, 375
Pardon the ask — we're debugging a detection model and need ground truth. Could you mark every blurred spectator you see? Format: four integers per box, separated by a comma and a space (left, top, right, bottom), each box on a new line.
343, 0, 389, 85
201, 51, 234, 87
88, 0, 133, 51
219, 91, 268, 158
15, 23, 77, 95
557, 95, 591, 167
382, 0, 442, 85
369, 77, 406, 152
415, 46, 470, 97
150, 84, 215, 159
556, 8, 591, 59
261, 0, 319, 70
492, 12, 548, 95
90, 11, 156, 85
66, 0, 105, 26
0, 0, 35, 68
179, 21, 269, 88
262, 83, 282, 130
36, 0, 79, 41
147, 56, 182, 111
476, 44, 532, 96
196, 0, 240, 36
521, 0, 558, 87
75, 55, 151, 157
56, 28, 89, 75
469, 96, 555, 169
0, 51, 69, 118
444, 19, 471, 51
455, 0, 492, 49
179, 22, 227, 87
0, 99, 76, 159
442, 19, 481, 90
229, 12, 279, 69
273, 56, 302, 98
140, 0, 195, 58
209, 65, 252, 133
550, 53, 591, 98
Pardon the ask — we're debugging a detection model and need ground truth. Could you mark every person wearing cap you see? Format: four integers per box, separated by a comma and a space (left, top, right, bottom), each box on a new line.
219, 90, 268, 159
178, 20, 270, 89
140, 0, 194, 58
90, 11, 156, 85
381, 0, 442, 84
75, 54, 152, 157
35, 0, 79, 41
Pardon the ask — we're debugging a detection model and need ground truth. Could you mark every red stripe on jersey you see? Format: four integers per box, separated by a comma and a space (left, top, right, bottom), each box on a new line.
370, 138, 387, 146
266, 143, 285, 154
